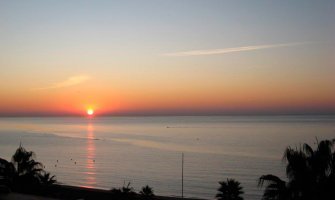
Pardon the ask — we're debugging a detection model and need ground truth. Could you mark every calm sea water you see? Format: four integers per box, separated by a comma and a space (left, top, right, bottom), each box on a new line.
0, 116, 334, 199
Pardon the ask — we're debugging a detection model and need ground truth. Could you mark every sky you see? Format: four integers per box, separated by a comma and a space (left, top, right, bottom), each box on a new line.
0, 0, 334, 116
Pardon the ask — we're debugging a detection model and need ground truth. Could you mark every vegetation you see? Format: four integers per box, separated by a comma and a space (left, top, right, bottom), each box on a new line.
140, 185, 155, 199
110, 182, 137, 199
39, 171, 56, 186
109, 182, 155, 200
259, 138, 335, 200
216, 178, 244, 200
0, 144, 56, 193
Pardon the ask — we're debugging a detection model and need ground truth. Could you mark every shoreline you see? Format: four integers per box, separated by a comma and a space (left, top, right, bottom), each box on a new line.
0, 184, 207, 200
51, 184, 207, 200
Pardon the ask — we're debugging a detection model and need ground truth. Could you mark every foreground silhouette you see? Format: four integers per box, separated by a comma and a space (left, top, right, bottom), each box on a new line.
140, 185, 155, 200
216, 178, 244, 200
259, 138, 335, 200
110, 182, 155, 200
0, 145, 56, 194
110, 182, 137, 199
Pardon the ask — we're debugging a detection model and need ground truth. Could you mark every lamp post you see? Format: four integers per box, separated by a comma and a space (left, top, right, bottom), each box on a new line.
182, 152, 184, 198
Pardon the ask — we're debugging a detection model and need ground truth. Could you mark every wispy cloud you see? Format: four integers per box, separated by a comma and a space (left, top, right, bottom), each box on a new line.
163, 42, 308, 57
33, 75, 91, 90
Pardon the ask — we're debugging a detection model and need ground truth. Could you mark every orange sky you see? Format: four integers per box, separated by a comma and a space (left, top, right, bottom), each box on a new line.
1, 68, 334, 116
1, 1, 334, 116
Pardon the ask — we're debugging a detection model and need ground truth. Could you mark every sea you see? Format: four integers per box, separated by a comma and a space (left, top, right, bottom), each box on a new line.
0, 116, 334, 199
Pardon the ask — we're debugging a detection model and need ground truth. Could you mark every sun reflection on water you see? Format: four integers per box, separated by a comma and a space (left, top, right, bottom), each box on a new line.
83, 123, 97, 188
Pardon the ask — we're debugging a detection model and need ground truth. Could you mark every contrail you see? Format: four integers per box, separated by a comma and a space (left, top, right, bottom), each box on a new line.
163, 42, 309, 57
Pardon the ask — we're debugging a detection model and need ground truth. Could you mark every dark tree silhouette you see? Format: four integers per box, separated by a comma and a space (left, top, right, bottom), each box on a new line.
1, 144, 57, 193
110, 182, 137, 199
259, 138, 335, 200
39, 172, 56, 186
258, 174, 289, 200
216, 178, 244, 200
140, 185, 154, 199
11, 145, 43, 177
120, 182, 135, 195
0, 158, 15, 190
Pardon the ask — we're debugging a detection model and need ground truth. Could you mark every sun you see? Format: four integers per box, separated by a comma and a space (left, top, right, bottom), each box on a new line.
87, 109, 94, 116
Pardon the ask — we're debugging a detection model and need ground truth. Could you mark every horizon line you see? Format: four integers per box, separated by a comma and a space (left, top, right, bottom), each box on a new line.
1, 112, 335, 118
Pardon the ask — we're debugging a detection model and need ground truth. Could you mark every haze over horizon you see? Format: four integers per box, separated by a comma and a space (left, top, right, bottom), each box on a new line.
1, 0, 334, 116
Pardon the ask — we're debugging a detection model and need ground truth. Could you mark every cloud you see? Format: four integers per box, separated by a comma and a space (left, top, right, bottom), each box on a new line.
33, 75, 91, 90
163, 42, 308, 57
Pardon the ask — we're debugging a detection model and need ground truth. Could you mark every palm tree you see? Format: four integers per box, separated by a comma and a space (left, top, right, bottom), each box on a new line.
0, 158, 15, 188
11, 145, 43, 177
258, 174, 289, 200
216, 178, 244, 200
140, 185, 154, 199
259, 138, 335, 200
121, 182, 135, 195
10, 145, 56, 192
39, 172, 56, 186
110, 182, 137, 199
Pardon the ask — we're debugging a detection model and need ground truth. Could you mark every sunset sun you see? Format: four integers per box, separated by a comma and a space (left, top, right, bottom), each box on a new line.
87, 109, 94, 116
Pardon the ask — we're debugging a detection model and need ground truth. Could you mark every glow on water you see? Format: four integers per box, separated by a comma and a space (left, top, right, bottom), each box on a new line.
0, 116, 334, 199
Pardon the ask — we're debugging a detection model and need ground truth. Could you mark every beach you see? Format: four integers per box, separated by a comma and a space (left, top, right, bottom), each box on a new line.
0, 184, 206, 200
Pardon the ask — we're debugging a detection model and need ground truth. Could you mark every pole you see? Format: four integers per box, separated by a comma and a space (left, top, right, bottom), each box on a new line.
182, 152, 184, 198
